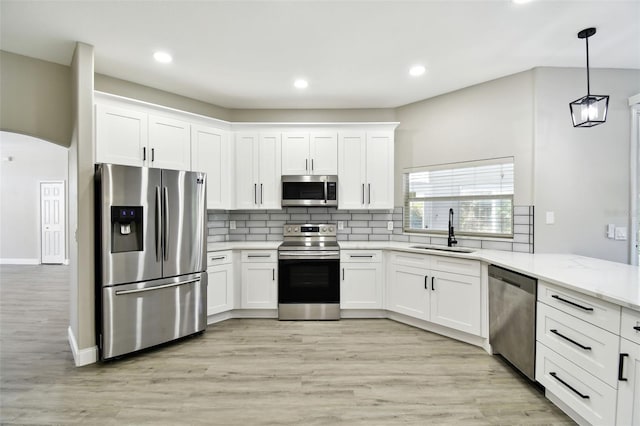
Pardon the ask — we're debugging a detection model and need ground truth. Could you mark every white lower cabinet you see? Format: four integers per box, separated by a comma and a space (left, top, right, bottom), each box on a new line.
617, 308, 640, 426
240, 250, 277, 309
536, 343, 618, 426
536, 281, 622, 426
206, 251, 234, 316
429, 270, 480, 335
340, 250, 383, 309
388, 263, 429, 319
387, 252, 481, 336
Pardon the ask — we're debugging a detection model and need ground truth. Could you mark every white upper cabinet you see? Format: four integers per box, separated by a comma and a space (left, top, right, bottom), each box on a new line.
281, 132, 338, 175
95, 100, 190, 171
365, 132, 394, 209
148, 114, 191, 171
337, 132, 367, 209
281, 133, 310, 175
95, 103, 147, 167
191, 124, 231, 210
338, 130, 394, 210
234, 132, 281, 209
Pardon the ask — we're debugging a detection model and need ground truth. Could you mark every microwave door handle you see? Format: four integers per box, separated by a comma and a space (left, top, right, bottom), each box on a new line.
324, 180, 328, 204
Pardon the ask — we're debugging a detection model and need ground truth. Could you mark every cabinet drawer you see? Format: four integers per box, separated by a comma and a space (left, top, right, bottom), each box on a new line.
241, 250, 277, 262
536, 343, 617, 426
538, 281, 621, 334
621, 307, 640, 345
392, 251, 430, 268
341, 250, 381, 263
431, 256, 480, 277
207, 250, 233, 267
537, 302, 620, 388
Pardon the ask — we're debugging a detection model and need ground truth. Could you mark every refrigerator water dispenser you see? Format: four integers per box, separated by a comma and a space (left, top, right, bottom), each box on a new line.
111, 206, 143, 252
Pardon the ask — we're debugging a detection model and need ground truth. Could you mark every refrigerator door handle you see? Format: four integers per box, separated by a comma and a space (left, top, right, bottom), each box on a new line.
163, 186, 169, 261
115, 279, 200, 295
155, 186, 161, 261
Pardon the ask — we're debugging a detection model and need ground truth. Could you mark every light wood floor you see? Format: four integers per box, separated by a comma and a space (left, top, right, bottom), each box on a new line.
0, 265, 573, 425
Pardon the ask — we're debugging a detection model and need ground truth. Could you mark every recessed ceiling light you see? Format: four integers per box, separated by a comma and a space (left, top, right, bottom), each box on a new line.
294, 79, 308, 89
409, 65, 426, 77
153, 51, 173, 64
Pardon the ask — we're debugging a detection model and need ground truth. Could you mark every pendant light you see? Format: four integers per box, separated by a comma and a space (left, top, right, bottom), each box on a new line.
569, 27, 609, 128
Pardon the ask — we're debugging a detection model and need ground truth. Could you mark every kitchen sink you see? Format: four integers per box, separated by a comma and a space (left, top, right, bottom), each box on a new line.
410, 245, 475, 254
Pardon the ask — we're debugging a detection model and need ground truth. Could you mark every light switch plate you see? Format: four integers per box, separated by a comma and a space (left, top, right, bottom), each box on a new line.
229, 220, 236, 230
545, 211, 555, 225
337, 221, 344, 230
615, 227, 628, 241
387, 221, 394, 231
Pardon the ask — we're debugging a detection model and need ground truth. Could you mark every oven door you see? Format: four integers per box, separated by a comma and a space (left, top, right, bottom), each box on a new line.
278, 256, 340, 304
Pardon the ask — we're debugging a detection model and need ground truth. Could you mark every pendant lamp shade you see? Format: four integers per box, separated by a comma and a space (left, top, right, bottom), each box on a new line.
570, 28, 609, 128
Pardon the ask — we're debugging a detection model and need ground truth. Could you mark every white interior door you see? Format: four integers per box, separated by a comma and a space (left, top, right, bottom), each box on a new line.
40, 181, 65, 264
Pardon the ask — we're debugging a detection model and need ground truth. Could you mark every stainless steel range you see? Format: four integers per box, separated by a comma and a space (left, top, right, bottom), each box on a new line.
278, 223, 340, 320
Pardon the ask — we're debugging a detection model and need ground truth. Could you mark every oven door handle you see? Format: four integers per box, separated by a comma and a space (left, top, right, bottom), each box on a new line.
278, 251, 340, 260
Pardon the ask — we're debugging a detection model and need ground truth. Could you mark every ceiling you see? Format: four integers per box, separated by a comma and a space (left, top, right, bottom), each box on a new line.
1, 1, 639, 109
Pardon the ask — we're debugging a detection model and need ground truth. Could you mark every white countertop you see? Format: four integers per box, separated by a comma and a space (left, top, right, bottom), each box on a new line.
209, 240, 640, 311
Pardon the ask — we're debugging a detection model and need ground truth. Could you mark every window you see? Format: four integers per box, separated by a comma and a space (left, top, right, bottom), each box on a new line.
404, 159, 514, 237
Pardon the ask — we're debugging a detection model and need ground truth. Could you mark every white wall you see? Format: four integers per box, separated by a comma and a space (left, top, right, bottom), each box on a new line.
395, 70, 535, 207
533, 67, 640, 262
0, 131, 68, 263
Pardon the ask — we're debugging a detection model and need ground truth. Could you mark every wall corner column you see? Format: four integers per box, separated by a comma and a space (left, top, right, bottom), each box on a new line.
68, 42, 96, 366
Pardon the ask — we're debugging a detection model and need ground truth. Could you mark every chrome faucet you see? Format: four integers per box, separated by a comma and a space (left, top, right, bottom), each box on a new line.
448, 208, 457, 247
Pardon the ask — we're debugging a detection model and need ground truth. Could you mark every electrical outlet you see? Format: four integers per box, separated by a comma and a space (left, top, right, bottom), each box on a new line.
229, 220, 236, 230
387, 221, 394, 231
337, 221, 344, 230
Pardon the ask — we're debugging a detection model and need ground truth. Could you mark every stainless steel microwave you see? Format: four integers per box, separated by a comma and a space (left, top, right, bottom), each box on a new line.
281, 175, 338, 207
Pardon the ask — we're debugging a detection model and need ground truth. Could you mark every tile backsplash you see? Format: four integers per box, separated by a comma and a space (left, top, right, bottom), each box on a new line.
207, 205, 535, 253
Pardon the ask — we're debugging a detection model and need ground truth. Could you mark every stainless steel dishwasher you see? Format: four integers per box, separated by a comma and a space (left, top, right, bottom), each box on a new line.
489, 264, 537, 381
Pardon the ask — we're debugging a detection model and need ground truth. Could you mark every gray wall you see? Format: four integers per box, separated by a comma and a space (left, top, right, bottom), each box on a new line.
533, 67, 640, 262
95, 74, 232, 121
0, 51, 72, 147
0, 131, 68, 262
394, 70, 535, 207
229, 108, 396, 122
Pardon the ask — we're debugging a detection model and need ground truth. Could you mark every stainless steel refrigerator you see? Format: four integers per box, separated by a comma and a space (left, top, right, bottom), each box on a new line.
95, 163, 207, 360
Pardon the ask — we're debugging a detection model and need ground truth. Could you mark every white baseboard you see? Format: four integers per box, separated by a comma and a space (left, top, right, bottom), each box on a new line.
67, 326, 98, 367
0, 258, 39, 265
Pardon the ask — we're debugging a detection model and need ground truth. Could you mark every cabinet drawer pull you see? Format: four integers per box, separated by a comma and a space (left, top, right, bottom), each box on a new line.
633, 326, 640, 331
431, 276, 435, 291
349, 255, 374, 258
143, 147, 146, 161
619, 353, 629, 381
305, 159, 308, 171
549, 372, 590, 399
151, 148, 155, 162
247, 254, 271, 258
272, 269, 275, 281
210, 256, 225, 261
424, 276, 428, 290
342, 268, 345, 280
550, 329, 591, 350
551, 294, 594, 312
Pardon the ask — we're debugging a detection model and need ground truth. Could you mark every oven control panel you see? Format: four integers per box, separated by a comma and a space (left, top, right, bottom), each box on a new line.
283, 223, 336, 237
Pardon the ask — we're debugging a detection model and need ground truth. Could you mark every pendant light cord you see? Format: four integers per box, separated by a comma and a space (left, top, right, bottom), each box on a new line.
585, 35, 591, 96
